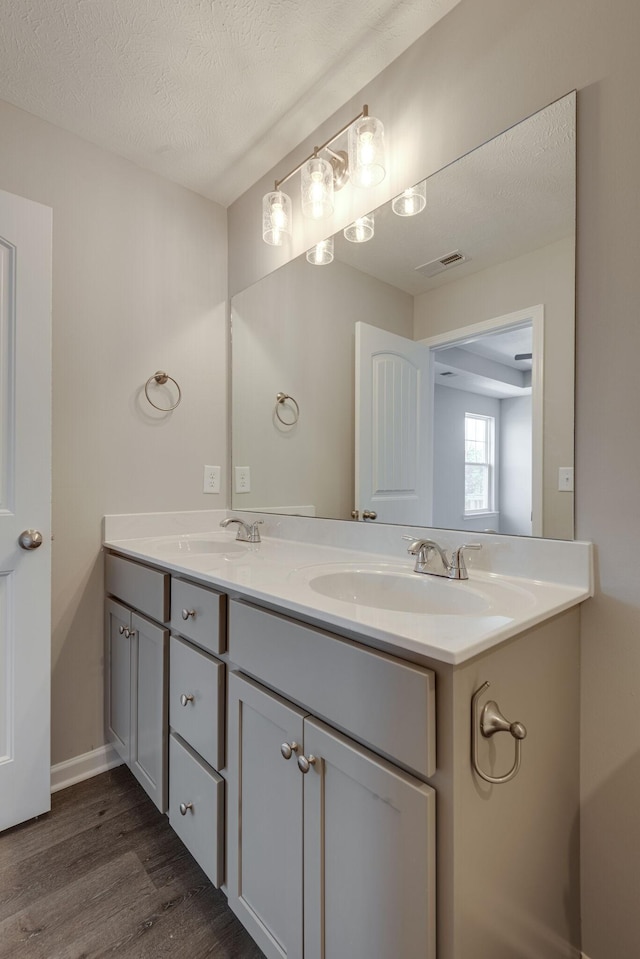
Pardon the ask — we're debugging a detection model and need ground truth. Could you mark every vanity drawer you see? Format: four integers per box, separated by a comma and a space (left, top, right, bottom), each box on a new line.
229, 600, 436, 778
170, 578, 226, 655
105, 552, 169, 623
169, 733, 224, 888
170, 636, 225, 770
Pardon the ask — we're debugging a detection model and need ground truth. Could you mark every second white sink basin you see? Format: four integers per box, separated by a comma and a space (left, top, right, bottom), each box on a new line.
308, 569, 488, 614
293, 564, 537, 617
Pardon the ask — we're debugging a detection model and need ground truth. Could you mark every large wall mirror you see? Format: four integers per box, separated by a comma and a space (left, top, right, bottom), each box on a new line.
231, 92, 575, 539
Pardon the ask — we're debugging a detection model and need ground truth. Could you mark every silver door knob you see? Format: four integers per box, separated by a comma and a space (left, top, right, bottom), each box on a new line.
297, 754, 317, 774
181, 608, 196, 620
280, 741, 299, 760
180, 693, 195, 706
18, 529, 43, 550
179, 802, 194, 816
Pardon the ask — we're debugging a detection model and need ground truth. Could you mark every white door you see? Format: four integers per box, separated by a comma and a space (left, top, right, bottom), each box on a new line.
355, 322, 432, 525
0, 189, 52, 831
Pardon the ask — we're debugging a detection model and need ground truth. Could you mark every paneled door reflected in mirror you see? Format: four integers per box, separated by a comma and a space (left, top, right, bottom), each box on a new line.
231, 92, 575, 539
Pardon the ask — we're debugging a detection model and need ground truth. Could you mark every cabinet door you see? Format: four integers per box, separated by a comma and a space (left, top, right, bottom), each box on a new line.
130, 611, 169, 812
303, 717, 436, 959
227, 672, 306, 959
105, 598, 132, 765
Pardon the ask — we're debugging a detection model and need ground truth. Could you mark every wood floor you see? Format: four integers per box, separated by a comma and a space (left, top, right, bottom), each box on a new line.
0, 765, 265, 958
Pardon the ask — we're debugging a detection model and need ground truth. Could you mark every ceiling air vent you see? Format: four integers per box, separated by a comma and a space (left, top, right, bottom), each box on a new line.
414, 250, 470, 279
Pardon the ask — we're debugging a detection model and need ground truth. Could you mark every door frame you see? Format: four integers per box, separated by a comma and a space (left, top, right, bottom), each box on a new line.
420, 305, 544, 537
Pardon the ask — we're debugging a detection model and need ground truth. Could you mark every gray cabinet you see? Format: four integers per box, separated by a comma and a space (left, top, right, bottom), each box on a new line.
105, 550, 227, 883
168, 582, 227, 888
105, 596, 169, 812
227, 671, 305, 959
168, 733, 225, 887
227, 671, 436, 959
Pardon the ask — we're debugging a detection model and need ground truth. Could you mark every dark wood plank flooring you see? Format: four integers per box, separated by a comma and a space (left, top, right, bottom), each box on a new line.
0, 766, 265, 958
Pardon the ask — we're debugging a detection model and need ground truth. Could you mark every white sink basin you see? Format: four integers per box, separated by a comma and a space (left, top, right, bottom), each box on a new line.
294, 564, 537, 616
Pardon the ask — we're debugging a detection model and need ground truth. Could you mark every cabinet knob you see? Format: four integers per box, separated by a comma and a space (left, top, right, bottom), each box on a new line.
297, 754, 317, 774
280, 741, 299, 760
179, 802, 194, 816
118, 625, 125, 635
181, 608, 196, 620
180, 693, 195, 707
362, 510, 377, 520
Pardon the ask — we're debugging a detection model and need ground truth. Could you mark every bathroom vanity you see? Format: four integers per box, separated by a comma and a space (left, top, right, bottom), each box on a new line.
104, 511, 591, 959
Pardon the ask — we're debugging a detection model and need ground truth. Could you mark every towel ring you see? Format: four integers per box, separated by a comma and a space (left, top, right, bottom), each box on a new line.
145, 371, 182, 412
275, 392, 299, 425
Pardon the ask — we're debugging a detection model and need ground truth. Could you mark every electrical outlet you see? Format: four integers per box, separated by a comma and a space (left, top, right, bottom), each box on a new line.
203, 465, 221, 494
234, 465, 251, 493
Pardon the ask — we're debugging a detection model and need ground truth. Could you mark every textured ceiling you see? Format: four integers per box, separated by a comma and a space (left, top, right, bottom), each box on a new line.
0, 0, 460, 206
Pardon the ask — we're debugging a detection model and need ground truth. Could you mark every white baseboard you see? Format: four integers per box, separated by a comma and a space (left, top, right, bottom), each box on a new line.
51, 743, 123, 794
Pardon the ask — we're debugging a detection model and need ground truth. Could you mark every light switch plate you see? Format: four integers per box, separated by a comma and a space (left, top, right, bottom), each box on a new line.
558, 467, 574, 492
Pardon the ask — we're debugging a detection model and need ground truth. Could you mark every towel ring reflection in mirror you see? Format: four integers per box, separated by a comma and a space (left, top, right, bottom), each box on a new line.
144, 371, 182, 412
275, 392, 300, 426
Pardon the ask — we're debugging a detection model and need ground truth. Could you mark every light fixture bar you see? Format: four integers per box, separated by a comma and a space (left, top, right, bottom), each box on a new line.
273, 105, 369, 192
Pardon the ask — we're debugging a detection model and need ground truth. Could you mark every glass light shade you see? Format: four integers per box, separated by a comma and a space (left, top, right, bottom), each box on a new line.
348, 115, 386, 188
262, 191, 292, 245
343, 213, 374, 243
306, 237, 334, 265
392, 181, 427, 217
301, 156, 334, 219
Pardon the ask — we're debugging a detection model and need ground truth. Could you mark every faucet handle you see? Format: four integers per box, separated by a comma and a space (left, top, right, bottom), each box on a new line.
248, 520, 263, 542
449, 543, 482, 579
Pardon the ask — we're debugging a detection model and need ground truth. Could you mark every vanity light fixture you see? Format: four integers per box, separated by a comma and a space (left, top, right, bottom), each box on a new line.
301, 156, 334, 219
348, 114, 386, 188
392, 180, 427, 217
344, 213, 374, 243
306, 237, 334, 265
262, 190, 292, 246
262, 105, 386, 246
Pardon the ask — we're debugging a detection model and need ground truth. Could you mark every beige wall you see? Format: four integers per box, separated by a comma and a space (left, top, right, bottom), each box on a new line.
414, 237, 575, 539
227, 2, 640, 955
232, 257, 412, 518
0, 99, 228, 766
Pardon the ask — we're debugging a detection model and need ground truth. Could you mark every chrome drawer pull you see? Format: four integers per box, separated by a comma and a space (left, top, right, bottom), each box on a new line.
280, 741, 299, 760
180, 693, 195, 707
297, 754, 317, 774
182, 608, 196, 620
179, 802, 194, 816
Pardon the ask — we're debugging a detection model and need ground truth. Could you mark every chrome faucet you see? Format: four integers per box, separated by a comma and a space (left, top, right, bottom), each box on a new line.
220, 517, 263, 543
403, 536, 481, 580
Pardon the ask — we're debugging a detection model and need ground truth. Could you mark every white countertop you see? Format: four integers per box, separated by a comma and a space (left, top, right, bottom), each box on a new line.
103, 513, 593, 664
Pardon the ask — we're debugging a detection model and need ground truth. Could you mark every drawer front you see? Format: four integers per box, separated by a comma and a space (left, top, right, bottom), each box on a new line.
170, 579, 226, 655
105, 552, 170, 623
229, 600, 436, 779
170, 636, 225, 770
169, 733, 224, 888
